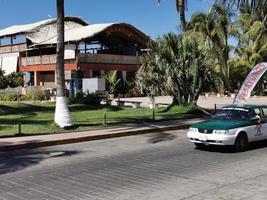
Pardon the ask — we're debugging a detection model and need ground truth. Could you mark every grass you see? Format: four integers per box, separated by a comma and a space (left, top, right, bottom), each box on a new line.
0, 102, 206, 137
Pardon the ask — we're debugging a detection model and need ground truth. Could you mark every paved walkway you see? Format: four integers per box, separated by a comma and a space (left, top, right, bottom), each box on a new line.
111, 95, 267, 109
0, 118, 204, 151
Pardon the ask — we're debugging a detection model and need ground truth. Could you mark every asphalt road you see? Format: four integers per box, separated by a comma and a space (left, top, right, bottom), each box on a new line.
1, 129, 267, 200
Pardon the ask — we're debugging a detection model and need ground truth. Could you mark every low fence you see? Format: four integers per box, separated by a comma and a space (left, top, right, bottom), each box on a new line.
0, 87, 21, 94
0, 104, 201, 136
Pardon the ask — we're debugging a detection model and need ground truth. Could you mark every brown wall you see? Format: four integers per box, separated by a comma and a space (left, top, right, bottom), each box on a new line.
19, 63, 77, 72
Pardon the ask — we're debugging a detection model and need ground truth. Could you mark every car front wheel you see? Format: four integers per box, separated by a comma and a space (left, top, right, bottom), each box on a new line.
234, 133, 248, 152
194, 142, 206, 149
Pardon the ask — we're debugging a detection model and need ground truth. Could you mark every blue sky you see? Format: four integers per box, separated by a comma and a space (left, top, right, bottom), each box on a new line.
0, 0, 214, 38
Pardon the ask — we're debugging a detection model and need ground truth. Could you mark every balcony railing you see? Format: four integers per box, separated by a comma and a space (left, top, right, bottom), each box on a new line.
20, 54, 57, 66
78, 53, 141, 65
20, 53, 142, 66
0, 44, 26, 54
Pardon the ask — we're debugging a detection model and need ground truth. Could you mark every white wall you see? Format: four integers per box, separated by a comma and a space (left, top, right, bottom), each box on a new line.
82, 78, 105, 93
0, 52, 19, 75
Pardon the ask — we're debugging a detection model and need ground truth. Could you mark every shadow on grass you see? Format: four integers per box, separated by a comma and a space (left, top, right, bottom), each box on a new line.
0, 148, 80, 175
0, 119, 53, 125
156, 104, 210, 116
69, 104, 123, 112
0, 103, 54, 116
75, 116, 152, 128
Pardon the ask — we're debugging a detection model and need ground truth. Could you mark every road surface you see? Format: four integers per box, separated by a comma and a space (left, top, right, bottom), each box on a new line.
1, 129, 267, 200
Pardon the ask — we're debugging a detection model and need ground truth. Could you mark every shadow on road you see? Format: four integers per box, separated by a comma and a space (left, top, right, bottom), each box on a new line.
0, 149, 80, 175
147, 132, 176, 144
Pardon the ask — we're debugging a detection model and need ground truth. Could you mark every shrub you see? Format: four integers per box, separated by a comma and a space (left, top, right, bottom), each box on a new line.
69, 91, 101, 105
83, 92, 101, 105
20, 93, 34, 101
20, 90, 48, 101
34, 90, 48, 100
0, 93, 18, 101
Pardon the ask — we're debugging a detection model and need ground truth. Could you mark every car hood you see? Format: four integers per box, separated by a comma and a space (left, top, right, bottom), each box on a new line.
191, 119, 253, 130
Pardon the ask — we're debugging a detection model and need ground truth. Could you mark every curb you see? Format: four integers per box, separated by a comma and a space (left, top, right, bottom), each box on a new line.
0, 124, 192, 152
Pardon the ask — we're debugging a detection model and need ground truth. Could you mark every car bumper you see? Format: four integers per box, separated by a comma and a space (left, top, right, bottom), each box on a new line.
187, 131, 237, 146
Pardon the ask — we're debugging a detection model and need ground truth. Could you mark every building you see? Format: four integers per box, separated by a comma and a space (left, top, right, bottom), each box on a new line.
0, 16, 150, 96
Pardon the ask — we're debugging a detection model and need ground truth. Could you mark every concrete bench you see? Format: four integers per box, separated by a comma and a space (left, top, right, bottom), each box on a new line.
155, 102, 169, 107
116, 100, 142, 108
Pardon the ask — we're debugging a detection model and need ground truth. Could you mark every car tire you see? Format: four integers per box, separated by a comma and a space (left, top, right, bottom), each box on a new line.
194, 143, 206, 149
234, 133, 248, 152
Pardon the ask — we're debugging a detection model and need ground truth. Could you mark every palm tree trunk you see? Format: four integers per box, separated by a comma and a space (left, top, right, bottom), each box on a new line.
176, 0, 187, 32
54, 0, 73, 128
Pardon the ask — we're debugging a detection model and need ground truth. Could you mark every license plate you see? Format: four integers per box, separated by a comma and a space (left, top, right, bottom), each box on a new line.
198, 134, 207, 141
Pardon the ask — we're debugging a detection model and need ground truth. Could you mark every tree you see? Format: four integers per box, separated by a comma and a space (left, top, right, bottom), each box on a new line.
7, 72, 24, 88
156, 0, 266, 33
156, 0, 187, 32
137, 33, 211, 105
187, 4, 234, 92
0, 70, 23, 89
0, 70, 8, 89
218, 0, 267, 14
227, 1, 267, 91
54, 0, 73, 128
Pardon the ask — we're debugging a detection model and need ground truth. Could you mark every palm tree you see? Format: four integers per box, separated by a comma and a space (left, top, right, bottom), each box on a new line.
227, 1, 267, 90
137, 33, 210, 105
218, 0, 267, 14
54, 0, 73, 128
156, 0, 266, 33
156, 0, 187, 32
187, 4, 234, 92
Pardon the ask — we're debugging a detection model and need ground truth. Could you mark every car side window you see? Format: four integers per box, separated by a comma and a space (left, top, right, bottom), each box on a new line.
252, 108, 262, 119
261, 107, 267, 120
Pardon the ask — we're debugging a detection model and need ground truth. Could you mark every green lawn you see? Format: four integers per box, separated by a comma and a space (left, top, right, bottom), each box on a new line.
0, 102, 205, 136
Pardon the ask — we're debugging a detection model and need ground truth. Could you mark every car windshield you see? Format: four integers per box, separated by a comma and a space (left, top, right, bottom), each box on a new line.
213, 108, 250, 120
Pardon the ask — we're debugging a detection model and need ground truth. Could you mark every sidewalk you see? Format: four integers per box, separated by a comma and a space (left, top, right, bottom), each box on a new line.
0, 118, 204, 151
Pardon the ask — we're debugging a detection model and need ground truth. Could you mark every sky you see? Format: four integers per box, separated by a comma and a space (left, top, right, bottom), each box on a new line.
0, 0, 214, 39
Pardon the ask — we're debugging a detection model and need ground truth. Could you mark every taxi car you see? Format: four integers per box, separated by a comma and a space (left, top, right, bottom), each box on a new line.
187, 104, 267, 151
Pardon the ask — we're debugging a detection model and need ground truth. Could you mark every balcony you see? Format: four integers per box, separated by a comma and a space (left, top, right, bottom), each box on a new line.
0, 43, 26, 54
20, 53, 141, 66
20, 54, 57, 66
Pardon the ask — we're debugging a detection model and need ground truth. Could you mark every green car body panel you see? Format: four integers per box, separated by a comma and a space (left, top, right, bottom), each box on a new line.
191, 119, 254, 130
191, 104, 267, 130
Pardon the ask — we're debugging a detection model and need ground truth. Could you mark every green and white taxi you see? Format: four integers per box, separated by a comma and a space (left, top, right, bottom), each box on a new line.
187, 104, 267, 151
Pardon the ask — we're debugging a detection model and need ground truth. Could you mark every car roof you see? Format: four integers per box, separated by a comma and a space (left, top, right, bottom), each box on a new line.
224, 104, 267, 109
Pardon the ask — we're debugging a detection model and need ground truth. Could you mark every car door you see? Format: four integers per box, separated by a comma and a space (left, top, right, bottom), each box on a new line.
250, 107, 265, 141
260, 106, 267, 139
242, 108, 259, 142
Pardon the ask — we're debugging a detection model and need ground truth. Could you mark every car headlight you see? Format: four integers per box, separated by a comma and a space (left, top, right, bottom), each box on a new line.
213, 129, 236, 135
189, 127, 198, 132
213, 130, 226, 134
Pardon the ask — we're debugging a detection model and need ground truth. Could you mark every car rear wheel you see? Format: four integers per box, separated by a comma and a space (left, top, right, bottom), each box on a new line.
234, 133, 248, 152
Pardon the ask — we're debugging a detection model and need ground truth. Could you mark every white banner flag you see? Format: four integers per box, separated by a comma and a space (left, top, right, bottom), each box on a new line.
234, 62, 267, 104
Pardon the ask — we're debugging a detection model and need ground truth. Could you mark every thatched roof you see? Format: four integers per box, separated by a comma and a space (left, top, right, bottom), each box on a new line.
0, 16, 88, 37
0, 17, 149, 48
33, 23, 150, 47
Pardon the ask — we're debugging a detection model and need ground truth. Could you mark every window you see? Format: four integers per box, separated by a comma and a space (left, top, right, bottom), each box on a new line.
262, 107, 267, 119
213, 108, 249, 120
